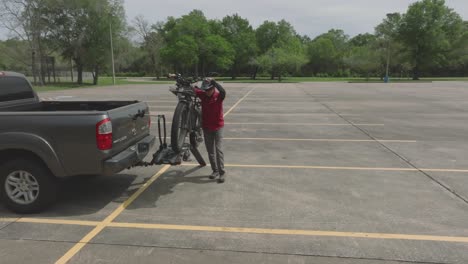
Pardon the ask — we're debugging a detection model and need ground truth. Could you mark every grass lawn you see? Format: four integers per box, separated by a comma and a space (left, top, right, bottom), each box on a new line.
32, 76, 468, 91
32, 77, 172, 92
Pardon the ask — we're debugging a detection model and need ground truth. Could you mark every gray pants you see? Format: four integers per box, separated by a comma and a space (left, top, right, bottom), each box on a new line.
203, 128, 225, 175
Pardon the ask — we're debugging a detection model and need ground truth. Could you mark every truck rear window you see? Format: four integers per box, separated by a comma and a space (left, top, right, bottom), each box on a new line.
0, 76, 35, 102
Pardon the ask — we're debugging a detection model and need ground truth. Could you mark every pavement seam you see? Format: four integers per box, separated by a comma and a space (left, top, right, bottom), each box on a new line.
56, 240, 454, 264
300, 87, 468, 206
0, 237, 451, 264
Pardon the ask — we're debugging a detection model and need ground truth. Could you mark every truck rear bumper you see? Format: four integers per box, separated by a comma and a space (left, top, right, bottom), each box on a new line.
102, 135, 155, 176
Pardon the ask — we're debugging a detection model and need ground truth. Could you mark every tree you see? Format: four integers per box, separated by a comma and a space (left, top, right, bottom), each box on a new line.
160, 35, 198, 74
0, 0, 51, 85
255, 21, 279, 55
345, 45, 380, 80
44, 0, 126, 84
257, 20, 307, 81
398, 0, 464, 79
306, 37, 337, 75
221, 14, 257, 79
306, 29, 349, 76
448, 21, 468, 76
349, 33, 377, 47
200, 34, 234, 74
375, 13, 402, 79
0, 39, 31, 72
132, 16, 165, 77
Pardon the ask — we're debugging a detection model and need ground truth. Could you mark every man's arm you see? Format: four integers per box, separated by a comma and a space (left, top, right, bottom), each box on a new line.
213, 81, 226, 101
193, 86, 204, 97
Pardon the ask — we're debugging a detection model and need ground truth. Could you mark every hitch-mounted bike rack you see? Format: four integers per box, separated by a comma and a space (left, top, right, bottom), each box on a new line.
133, 115, 206, 167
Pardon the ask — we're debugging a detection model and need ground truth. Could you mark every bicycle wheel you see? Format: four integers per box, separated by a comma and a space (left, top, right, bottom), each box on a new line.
189, 108, 203, 148
171, 102, 189, 152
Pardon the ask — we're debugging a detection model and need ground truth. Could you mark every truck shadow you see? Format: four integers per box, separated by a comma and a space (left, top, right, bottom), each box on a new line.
0, 165, 210, 218
126, 165, 213, 210
0, 174, 137, 218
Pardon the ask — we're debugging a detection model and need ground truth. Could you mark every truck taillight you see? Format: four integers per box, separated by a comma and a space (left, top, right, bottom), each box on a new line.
96, 118, 112, 150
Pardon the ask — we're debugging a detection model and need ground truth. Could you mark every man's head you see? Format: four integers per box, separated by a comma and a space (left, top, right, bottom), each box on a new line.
200, 78, 216, 97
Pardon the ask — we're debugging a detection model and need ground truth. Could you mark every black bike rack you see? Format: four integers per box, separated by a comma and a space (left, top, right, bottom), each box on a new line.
133, 115, 206, 167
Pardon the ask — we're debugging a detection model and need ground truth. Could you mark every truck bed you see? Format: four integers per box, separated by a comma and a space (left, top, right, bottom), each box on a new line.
0, 101, 139, 112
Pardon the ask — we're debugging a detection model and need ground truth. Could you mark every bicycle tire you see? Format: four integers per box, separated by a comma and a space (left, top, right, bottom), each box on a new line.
171, 102, 189, 152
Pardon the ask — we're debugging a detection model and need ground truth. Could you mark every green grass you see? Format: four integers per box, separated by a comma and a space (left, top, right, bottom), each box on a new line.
32, 77, 172, 92
33, 76, 468, 91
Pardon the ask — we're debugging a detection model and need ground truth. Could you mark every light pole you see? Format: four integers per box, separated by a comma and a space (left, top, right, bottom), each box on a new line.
109, 21, 116, 85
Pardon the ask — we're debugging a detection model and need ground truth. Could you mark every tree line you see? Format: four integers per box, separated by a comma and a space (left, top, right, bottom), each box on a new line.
1, 0, 467, 84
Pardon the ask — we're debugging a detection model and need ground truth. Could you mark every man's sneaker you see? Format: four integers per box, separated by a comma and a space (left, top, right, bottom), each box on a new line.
209, 172, 219, 179
218, 173, 225, 183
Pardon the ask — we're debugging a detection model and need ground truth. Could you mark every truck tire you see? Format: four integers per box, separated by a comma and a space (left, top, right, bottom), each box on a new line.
0, 158, 58, 214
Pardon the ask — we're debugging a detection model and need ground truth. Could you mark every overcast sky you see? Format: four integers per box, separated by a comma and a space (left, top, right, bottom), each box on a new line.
1, 0, 467, 40
123, 0, 467, 38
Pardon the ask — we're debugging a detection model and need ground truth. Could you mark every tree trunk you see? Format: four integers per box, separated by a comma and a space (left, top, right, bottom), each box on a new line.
93, 65, 99, 85
278, 74, 282, 82
70, 58, 74, 82
252, 66, 258, 80
31, 51, 37, 85
76, 59, 83, 84
412, 65, 420, 80
270, 71, 275, 80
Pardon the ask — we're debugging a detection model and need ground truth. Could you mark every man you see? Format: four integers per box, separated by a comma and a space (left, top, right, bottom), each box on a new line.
194, 78, 226, 183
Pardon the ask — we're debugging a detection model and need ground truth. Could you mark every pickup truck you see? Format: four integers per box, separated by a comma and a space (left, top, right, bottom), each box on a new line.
0, 71, 155, 213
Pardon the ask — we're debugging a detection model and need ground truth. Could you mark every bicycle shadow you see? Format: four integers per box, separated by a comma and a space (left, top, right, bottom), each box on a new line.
126, 165, 213, 209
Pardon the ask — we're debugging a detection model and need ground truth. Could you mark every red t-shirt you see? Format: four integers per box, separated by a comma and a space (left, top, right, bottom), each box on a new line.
194, 88, 224, 131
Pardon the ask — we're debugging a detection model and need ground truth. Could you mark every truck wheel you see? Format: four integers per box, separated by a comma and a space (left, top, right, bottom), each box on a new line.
0, 158, 58, 214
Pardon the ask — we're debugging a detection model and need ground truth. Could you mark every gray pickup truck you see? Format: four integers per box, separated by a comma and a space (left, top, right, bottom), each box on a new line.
0, 71, 155, 213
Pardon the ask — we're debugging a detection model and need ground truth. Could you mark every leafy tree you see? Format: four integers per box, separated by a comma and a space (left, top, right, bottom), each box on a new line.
221, 14, 257, 79
375, 13, 402, 79
398, 0, 464, 79
257, 20, 306, 81
345, 45, 380, 80
44, 0, 126, 84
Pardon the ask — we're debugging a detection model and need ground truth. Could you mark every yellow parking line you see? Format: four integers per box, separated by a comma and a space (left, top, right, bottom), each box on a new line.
55, 165, 171, 264
224, 123, 384, 126
227, 113, 359, 116
181, 163, 468, 173
6, 217, 468, 243
108, 222, 468, 243
0, 217, 20, 222
223, 138, 417, 143
223, 88, 255, 117
17, 218, 100, 226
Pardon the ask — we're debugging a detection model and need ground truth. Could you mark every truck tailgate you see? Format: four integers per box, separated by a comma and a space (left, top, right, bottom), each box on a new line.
107, 101, 151, 155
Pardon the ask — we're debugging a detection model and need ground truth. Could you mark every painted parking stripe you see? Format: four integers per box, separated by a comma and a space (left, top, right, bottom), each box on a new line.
222, 123, 385, 126
222, 138, 416, 143
108, 222, 468, 243
55, 165, 171, 264
181, 163, 468, 173
5, 217, 468, 244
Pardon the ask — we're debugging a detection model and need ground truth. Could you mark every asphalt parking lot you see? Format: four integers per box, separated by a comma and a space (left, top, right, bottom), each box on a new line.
1, 81, 468, 263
